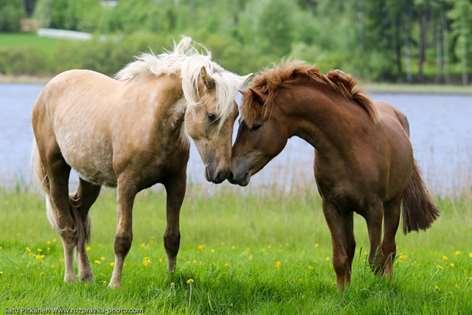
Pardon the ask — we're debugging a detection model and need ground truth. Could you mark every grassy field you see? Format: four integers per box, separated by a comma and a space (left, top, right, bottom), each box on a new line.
0, 32, 61, 55
0, 187, 471, 314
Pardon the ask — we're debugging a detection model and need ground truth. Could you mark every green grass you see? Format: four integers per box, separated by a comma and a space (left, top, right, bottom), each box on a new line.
0, 32, 61, 55
0, 187, 471, 314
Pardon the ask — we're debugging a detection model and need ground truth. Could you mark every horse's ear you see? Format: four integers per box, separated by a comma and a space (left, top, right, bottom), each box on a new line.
249, 87, 267, 105
239, 73, 254, 88
199, 67, 215, 90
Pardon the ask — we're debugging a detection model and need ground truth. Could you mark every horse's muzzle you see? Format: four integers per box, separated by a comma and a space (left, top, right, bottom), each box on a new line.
227, 171, 250, 186
205, 166, 231, 184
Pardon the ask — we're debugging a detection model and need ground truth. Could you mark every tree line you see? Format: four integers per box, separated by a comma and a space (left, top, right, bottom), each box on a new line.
0, 0, 471, 84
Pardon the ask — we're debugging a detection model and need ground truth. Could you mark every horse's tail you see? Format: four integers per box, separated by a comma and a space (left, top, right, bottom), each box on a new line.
32, 139, 58, 232
401, 160, 440, 233
395, 109, 439, 234
32, 139, 49, 194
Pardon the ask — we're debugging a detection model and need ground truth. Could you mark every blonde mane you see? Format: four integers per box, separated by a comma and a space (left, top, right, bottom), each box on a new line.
116, 37, 245, 127
242, 61, 378, 125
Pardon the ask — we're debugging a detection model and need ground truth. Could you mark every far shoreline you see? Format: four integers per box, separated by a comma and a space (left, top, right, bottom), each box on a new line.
1, 74, 471, 95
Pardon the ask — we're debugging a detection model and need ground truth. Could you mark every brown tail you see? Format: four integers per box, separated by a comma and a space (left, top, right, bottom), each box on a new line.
402, 161, 440, 233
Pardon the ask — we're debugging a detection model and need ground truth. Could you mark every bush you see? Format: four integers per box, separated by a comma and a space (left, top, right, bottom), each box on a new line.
34, 0, 103, 31
0, 0, 24, 32
100, 0, 164, 34
0, 48, 51, 75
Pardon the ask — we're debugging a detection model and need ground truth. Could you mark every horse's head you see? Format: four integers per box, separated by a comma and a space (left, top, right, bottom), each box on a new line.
184, 66, 250, 183
229, 86, 289, 186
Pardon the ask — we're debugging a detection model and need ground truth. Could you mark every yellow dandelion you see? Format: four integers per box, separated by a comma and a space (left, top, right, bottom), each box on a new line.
86, 246, 91, 252
399, 254, 408, 261
35, 254, 45, 262
325, 256, 330, 262
197, 244, 205, 252
186, 278, 194, 285
210, 249, 215, 253
143, 257, 151, 267
0, 271, 3, 275
314, 243, 319, 248
454, 251, 462, 256
94, 260, 101, 265
442, 255, 448, 261
109, 262, 114, 267
46, 240, 51, 245
449, 263, 455, 267
468, 252, 472, 258
100, 256, 105, 261
275, 260, 282, 269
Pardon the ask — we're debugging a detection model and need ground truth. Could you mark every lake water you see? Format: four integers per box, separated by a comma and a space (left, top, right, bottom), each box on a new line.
1, 83, 471, 196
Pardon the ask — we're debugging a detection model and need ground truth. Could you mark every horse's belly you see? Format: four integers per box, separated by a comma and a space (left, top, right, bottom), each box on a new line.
56, 130, 117, 187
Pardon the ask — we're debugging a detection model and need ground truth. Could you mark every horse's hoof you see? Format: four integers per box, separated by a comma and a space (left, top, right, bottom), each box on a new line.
107, 280, 121, 289
167, 258, 176, 273
64, 274, 77, 283
80, 272, 94, 282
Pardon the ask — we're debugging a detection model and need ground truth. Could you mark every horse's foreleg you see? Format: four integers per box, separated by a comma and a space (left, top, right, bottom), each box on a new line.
322, 200, 355, 291
108, 178, 136, 288
365, 200, 384, 274
72, 178, 101, 282
163, 172, 186, 272
381, 197, 401, 276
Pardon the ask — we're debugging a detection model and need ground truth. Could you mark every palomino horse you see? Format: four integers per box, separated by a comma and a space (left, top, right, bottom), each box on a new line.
32, 37, 248, 288
229, 61, 439, 290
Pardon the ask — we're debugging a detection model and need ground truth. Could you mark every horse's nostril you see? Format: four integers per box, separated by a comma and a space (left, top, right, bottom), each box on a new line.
213, 169, 230, 184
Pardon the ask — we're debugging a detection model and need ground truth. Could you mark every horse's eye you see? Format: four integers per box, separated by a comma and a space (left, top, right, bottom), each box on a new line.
251, 122, 262, 131
207, 113, 218, 124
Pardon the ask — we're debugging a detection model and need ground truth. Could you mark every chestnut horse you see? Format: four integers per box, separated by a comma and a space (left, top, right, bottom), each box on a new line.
229, 61, 439, 290
32, 37, 248, 288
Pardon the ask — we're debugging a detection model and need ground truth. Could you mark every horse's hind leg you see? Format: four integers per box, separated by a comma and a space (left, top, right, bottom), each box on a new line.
45, 150, 77, 282
163, 171, 186, 272
381, 197, 401, 276
365, 200, 384, 274
322, 200, 356, 291
70, 178, 101, 281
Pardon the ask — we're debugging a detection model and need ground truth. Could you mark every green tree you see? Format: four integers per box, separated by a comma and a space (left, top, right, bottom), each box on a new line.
449, 0, 472, 84
0, 0, 24, 32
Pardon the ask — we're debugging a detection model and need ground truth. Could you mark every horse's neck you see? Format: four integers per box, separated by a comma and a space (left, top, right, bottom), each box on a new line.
140, 75, 189, 145
282, 84, 370, 155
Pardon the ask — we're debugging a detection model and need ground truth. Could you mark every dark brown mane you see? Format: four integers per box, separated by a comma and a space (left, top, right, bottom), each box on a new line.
242, 61, 378, 126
